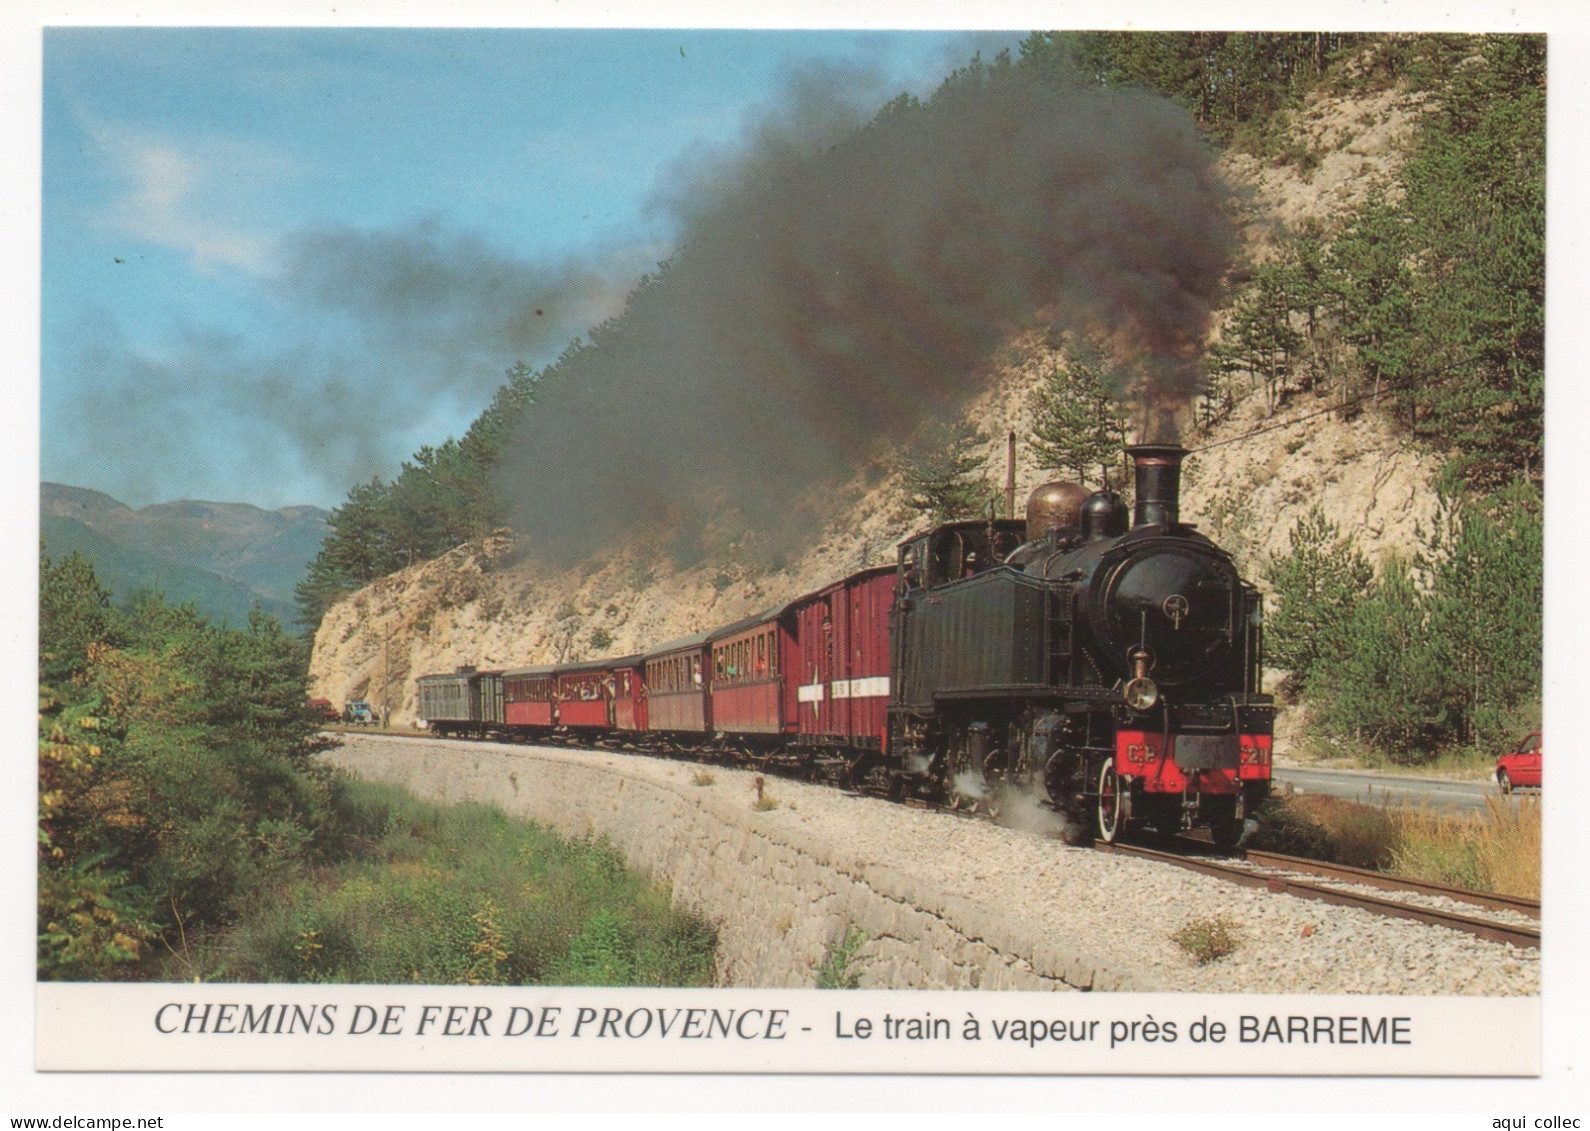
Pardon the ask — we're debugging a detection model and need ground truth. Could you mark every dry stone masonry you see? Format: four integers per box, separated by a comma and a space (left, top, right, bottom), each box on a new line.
327, 734, 1537, 995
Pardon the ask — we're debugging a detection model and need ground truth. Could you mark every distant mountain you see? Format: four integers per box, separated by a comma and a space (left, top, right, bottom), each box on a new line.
41, 483, 330, 629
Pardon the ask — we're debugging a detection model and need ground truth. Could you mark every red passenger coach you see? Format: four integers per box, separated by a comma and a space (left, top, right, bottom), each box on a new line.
556, 658, 623, 731
791, 566, 895, 751
644, 630, 712, 735
504, 664, 558, 730
610, 656, 647, 733
709, 612, 788, 737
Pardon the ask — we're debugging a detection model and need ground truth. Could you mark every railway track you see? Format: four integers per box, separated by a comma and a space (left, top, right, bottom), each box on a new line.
343, 729, 1540, 951
1093, 840, 1540, 951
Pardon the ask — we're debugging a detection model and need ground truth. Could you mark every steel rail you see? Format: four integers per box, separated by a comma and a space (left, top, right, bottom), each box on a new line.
1094, 841, 1540, 951
1240, 848, 1540, 919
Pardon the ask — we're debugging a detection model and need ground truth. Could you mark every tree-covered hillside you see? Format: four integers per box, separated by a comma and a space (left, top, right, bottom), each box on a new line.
42, 483, 330, 628
297, 32, 1545, 765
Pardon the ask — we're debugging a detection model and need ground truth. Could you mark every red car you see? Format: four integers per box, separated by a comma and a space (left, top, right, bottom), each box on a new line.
1495, 731, 1542, 793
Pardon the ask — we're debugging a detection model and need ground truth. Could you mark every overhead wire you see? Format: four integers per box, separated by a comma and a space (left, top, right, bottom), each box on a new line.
1183, 350, 1498, 456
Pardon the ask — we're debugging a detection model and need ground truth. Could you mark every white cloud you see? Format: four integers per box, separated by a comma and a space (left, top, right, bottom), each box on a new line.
86, 115, 293, 274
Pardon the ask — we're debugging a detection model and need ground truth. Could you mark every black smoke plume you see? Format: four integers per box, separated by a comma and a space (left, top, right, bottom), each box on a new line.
498, 63, 1234, 565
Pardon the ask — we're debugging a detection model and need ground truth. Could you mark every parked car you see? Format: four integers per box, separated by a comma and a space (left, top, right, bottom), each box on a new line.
344, 700, 377, 725
304, 697, 339, 722
1495, 731, 1542, 794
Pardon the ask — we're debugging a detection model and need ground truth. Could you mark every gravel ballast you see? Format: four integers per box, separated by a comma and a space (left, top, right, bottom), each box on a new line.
329, 732, 1539, 996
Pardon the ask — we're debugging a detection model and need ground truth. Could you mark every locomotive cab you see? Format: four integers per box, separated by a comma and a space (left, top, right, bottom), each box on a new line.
898, 518, 1026, 591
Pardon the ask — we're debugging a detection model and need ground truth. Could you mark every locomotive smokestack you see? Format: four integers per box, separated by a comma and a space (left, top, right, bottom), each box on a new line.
1127, 444, 1187, 527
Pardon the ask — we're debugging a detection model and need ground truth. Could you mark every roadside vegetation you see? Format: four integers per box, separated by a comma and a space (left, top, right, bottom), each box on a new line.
39, 545, 716, 984
1252, 793, 1541, 900
169, 781, 716, 986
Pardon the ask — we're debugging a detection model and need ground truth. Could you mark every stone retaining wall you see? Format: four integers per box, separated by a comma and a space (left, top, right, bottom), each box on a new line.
328, 736, 1142, 992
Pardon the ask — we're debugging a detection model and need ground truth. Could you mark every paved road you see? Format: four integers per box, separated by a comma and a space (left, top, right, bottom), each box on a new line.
1271, 765, 1531, 813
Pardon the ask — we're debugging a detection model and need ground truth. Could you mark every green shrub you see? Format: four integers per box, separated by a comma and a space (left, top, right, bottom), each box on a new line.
187, 782, 717, 987
1172, 916, 1242, 965
815, 926, 869, 989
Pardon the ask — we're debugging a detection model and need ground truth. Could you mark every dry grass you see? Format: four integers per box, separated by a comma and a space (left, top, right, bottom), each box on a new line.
1253, 793, 1540, 899
1250, 793, 1396, 869
1389, 795, 1541, 900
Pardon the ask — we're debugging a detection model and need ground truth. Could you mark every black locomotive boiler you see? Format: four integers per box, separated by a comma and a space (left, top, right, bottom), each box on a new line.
888, 444, 1273, 846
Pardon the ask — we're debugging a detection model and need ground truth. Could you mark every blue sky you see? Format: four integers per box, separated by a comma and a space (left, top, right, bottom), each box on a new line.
42, 26, 1014, 510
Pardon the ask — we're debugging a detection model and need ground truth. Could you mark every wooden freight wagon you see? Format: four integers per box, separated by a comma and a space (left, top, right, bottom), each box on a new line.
417, 666, 502, 737
417, 670, 472, 735
789, 566, 895, 751
472, 669, 505, 733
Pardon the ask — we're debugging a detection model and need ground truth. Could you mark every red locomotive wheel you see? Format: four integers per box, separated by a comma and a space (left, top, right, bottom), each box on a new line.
1096, 757, 1124, 843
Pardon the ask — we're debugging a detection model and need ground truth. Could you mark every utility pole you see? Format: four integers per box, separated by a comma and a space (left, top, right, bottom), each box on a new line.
1005, 430, 1017, 519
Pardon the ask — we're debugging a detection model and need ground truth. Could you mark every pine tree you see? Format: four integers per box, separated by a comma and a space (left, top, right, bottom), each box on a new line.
1421, 481, 1543, 749
896, 420, 994, 523
40, 546, 115, 684
1308, 556, 1447, 760
1028, 349, 1129, 489
1219, 264, 1307, 414
1264, 507, 1373, 694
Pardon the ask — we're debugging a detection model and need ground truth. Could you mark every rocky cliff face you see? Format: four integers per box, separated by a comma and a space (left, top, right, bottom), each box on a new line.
308, 82, 1438, 727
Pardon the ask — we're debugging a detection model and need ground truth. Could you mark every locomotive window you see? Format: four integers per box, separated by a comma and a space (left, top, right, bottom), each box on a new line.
928, 531, 963, 585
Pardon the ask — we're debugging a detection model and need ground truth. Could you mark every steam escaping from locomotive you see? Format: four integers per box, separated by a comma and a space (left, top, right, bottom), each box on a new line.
498, 62, 1235, 564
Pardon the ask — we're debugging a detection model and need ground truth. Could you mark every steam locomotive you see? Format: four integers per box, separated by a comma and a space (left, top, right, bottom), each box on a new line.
416, 444, 1272, 847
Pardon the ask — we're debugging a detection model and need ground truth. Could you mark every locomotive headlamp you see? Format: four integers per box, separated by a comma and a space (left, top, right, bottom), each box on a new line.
1124, 677, 1159, 710
1124, 646, 1158, 709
